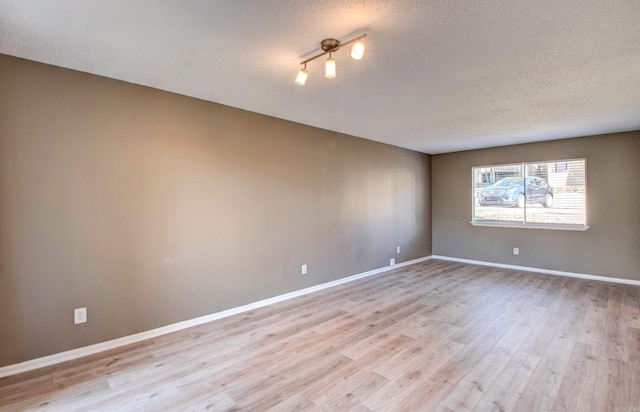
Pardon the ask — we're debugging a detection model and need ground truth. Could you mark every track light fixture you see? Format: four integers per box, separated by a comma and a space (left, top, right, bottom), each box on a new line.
295, 64, 308, 86
325, 53, 336, 78
295, 34, 367, 86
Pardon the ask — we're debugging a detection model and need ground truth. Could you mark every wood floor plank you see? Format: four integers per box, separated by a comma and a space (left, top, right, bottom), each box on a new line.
473, 351, 540, 412
440, 305, 546, 411
511, 390, 553, 412
1, 259, 639, 411
548, 342, 600, 412
307, 370, 387, 410
392, 378, 455, 411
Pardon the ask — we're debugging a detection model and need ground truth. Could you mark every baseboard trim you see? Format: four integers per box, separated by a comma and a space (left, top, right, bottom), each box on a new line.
0, 255, 433, 378
431, 255, 640, 286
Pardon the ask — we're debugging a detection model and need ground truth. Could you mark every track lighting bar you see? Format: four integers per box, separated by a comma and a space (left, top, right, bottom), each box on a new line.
299, 34, 367, 66
295, 34, 367, 86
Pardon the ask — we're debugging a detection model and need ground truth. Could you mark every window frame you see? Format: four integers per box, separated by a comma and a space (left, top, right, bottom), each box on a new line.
470, 158, 589, 231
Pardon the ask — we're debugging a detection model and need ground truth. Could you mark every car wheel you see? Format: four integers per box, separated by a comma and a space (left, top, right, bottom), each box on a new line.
543, 193, 553, 208
516, 194, 525, 208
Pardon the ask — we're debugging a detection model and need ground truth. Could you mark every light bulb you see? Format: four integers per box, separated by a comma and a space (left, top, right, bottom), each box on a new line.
351, 41, 365, 60
325, 55, 336, 78
295, 67, 308, 86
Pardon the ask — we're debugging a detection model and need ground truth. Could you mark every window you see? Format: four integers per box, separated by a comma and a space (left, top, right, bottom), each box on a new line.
471, 159, 588, 231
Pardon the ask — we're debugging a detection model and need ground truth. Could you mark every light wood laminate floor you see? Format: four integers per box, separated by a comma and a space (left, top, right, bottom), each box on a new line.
1, 260, 639, 411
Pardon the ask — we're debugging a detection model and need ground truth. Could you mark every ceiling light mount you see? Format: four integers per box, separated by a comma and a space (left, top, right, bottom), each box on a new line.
320, 38, 341, 52
295, 33, 367, 86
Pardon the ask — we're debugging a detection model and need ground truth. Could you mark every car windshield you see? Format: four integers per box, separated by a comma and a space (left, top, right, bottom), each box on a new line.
494, 178, 523, 187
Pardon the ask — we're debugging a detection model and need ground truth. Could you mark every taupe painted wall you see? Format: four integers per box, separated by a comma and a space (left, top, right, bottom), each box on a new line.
0, 54, 432, 366
432, 132, 640, 280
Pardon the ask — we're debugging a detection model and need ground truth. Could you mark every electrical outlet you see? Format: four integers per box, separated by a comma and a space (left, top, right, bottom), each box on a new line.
301, 264, 308, 275
74, 307, 87, 324
396, 246, 401, 254
513, 247, 520, 256
390, 258, 396, 266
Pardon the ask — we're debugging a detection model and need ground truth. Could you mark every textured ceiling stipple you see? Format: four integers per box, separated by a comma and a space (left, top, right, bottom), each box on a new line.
1, 0, 639, 154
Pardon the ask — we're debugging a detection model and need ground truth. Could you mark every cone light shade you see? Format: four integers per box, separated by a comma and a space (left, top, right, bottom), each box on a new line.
295, 68, 308, 86
325, 55, 336, 78
351, 42, 365, 60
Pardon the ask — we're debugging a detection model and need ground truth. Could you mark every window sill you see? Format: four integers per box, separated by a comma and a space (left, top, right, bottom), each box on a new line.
470, 221, 590, 231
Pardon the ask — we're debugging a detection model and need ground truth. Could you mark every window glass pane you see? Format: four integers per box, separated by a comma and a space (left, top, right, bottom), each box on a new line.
472, 159, 587, 228
473, 163, 524, 223
525, 160, 586, 225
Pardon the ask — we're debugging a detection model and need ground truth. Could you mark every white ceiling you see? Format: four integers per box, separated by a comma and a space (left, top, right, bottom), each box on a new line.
1, 1, 639, 154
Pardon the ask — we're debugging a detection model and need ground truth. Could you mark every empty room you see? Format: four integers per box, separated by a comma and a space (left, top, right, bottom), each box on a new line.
1, 1, 639, 411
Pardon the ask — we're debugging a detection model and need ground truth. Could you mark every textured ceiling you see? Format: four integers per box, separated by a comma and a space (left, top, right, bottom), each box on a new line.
1, 1, 639, 154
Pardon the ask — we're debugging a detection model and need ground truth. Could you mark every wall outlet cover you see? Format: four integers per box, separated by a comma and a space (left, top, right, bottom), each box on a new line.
74, 307, 87, 324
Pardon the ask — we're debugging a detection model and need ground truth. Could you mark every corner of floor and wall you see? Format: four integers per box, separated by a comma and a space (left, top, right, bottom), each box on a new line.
430, 132, 640, 283
1, 52, 639, 375
0, 53, 433, 371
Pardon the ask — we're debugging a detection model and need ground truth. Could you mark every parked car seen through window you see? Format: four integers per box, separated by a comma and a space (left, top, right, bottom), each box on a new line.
471, 159, 587, 229
478, 177, 554, 208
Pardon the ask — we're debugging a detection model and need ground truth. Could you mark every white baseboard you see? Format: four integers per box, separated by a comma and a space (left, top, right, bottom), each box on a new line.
0, 255, 433, 379
431, 255, 640, 286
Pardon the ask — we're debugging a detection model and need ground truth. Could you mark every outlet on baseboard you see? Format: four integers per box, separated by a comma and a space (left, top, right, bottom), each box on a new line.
74, 307, 87, 324
301, 264, 308, 275
513, 247, 520, 256
390, 258, 396, 266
